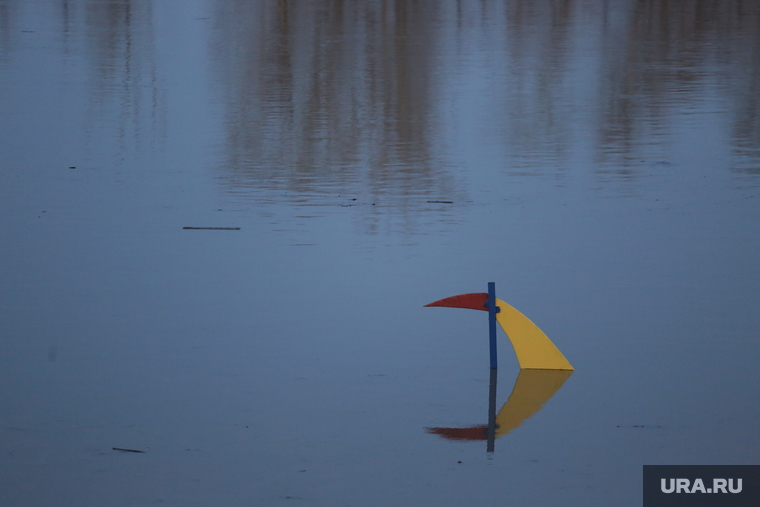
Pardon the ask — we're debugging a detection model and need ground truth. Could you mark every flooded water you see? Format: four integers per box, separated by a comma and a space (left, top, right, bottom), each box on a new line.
1, 1, 759, 505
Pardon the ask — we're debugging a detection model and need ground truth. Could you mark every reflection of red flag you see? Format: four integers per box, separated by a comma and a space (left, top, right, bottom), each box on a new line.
426, 426, 489, 441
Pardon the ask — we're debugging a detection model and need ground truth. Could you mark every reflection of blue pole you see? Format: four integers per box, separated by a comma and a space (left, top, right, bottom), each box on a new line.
487, 282, 499, 370
487, 368, 498, 453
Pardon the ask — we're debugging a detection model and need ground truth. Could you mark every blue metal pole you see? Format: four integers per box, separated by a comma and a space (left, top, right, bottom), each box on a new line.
487, 282, 499, 370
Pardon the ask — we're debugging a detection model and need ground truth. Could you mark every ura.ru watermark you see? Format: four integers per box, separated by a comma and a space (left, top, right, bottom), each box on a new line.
660, 478, 742, 494
644, 465, 759, 506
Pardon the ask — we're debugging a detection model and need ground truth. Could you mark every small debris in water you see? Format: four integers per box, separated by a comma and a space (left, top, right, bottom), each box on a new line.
112, 447, 145, 453
69, 166, 76, 169
183, 227, 240, 230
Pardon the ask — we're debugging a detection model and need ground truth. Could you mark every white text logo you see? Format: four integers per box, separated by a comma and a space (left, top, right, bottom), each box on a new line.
660, 478, 742, 494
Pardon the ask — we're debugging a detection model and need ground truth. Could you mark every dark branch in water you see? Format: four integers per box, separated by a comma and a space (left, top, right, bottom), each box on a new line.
183, 227, 240, 230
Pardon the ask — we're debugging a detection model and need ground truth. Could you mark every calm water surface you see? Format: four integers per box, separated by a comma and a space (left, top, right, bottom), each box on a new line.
1, 1, 759, 505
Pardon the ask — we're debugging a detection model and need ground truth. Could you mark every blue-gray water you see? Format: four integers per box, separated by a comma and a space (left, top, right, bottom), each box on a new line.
1, 1, 759, 505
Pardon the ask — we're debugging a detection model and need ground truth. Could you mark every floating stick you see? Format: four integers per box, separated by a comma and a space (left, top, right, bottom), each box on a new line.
183, 227, 240, 230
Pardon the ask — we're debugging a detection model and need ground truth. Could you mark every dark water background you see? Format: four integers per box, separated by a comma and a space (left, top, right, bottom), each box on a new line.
1, 1, 759, 505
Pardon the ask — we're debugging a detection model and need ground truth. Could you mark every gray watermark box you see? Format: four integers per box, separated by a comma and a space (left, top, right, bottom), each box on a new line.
644, 465, 760, 506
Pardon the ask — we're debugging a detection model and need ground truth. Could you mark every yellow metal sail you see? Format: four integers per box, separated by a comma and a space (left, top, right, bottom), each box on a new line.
425, 291, 574, 371
495, 298, 574, 370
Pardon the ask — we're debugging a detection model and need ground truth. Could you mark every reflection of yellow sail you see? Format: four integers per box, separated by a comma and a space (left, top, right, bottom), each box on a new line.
495, 298, 574, 370
495, 369, 573, 437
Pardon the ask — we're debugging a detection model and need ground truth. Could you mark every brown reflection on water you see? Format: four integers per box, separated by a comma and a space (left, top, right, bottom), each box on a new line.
212, 0, 760, 205
0, 4, 8, 52
597, 0, 760, 175
0, 0, 18, 61
0, 1, 166, 160
728, 2, 760, 176
210, 0, 463, 219
81, 0, 165, 156
496, 0, 578, 173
